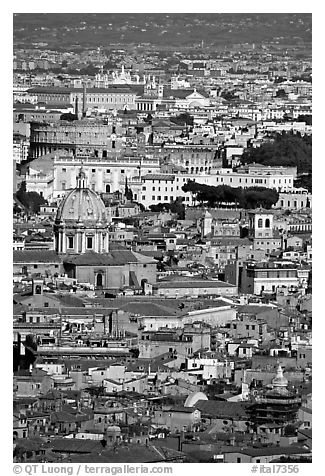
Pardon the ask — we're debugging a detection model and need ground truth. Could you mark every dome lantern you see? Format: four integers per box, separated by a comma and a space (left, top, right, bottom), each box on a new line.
76, 167, 87, 189
272, 363, 288, 389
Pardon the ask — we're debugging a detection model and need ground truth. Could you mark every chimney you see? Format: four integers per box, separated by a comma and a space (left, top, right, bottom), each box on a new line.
179, 430, 185, 451
74, 96, 79, 117
82, 83, 87, 117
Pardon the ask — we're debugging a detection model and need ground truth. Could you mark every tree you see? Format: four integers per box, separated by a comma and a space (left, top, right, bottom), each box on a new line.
125, 188, 133, 201
294, 174, 312, 192
148, 198, 185, 219
182, 181, 279, 209
129, 348, 139, 358
124, 178, 133, 201
144, 113, 153, 123
170, 197, 185, 220
220, 90, 237, 101
16, 181, 47, 214
25, 334, 37, 352
297, 114, 312, 125
275, 89, 287, 98
274, 76, 285, 83
170, 112, 194, 127
241, 132, 312, 175
60, 113, 78, 121
80, 63, 99, 75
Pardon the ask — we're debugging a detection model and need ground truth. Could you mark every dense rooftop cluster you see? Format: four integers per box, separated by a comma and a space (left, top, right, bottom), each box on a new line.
13, 13, 312, 465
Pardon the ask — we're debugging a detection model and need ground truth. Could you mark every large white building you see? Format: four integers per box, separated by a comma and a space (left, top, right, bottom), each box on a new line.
53, 154, 161, 200
276, 190, 312, 210
138, 166, 296, 208
52, 154, 297, 209
208, 168, 295, 192
139, 174, 195, 207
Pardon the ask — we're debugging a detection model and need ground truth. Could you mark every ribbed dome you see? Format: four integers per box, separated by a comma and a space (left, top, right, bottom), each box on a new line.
56, 187, 107, 224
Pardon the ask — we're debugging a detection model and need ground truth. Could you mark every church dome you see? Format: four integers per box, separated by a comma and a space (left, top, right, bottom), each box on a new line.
55, 169, 107, 225
56, 188, 107, 224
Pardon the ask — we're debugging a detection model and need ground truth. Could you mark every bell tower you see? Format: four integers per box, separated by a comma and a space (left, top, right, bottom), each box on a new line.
201, 210, 213, 238
32, 278, 43, 296
248, 211, 274, 239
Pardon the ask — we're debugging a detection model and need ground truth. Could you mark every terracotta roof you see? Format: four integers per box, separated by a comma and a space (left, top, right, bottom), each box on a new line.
67, 443, 184, 463
142, 174, 175, 181
169, 406, 198, 413
63, 249, 155, 266
118, 301, 180, 317
138, 250, 164, 259
195, 400, 250, 419
48, 438, 103, 454
163, 88, 208, 99
15, 438, 45, 451
13, 250, 61, 263
298, 429, 312, 439
223, 446, 311, 457
155, 279, 235, 289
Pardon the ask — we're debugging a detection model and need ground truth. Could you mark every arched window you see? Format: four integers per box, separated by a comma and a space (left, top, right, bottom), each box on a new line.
265, 218, 270, 228
105, 184, 110, 193
257, 218, 263, 228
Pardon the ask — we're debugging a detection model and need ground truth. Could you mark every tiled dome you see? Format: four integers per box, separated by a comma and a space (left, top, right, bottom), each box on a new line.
55, 169, 107, 225
56, 188, 107, 224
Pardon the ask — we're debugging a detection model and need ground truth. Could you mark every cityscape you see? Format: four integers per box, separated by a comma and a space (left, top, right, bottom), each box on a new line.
13, 12, 312, 465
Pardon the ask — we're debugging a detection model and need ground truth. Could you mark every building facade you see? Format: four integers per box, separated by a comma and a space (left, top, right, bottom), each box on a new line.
29, 118, 124, 159
53, 154, 160, 199
27, 86, 137, 111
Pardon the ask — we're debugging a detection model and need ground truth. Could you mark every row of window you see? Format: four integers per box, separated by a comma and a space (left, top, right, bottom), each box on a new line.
257, 218, 271, 228
29, 264, 59, 269
232, 323, 258, 331
67, 235, 106, 249
142, 186, 180, 192
71, 95, 134, 103
148, 177, 187, 184
147, 195, 191, 202
280, 200, 306, 207
61, 182, 96, 191
257, 270, 297, 278
61, 168, 124, 174
215, 176, 292, 185
93, 96, 132, 102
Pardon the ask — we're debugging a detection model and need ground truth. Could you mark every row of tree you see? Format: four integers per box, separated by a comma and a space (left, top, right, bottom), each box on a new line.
241, 131, 312, 175
149, 198, 185, 219
170, 112, 194, 127
182, 181, 279, 209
